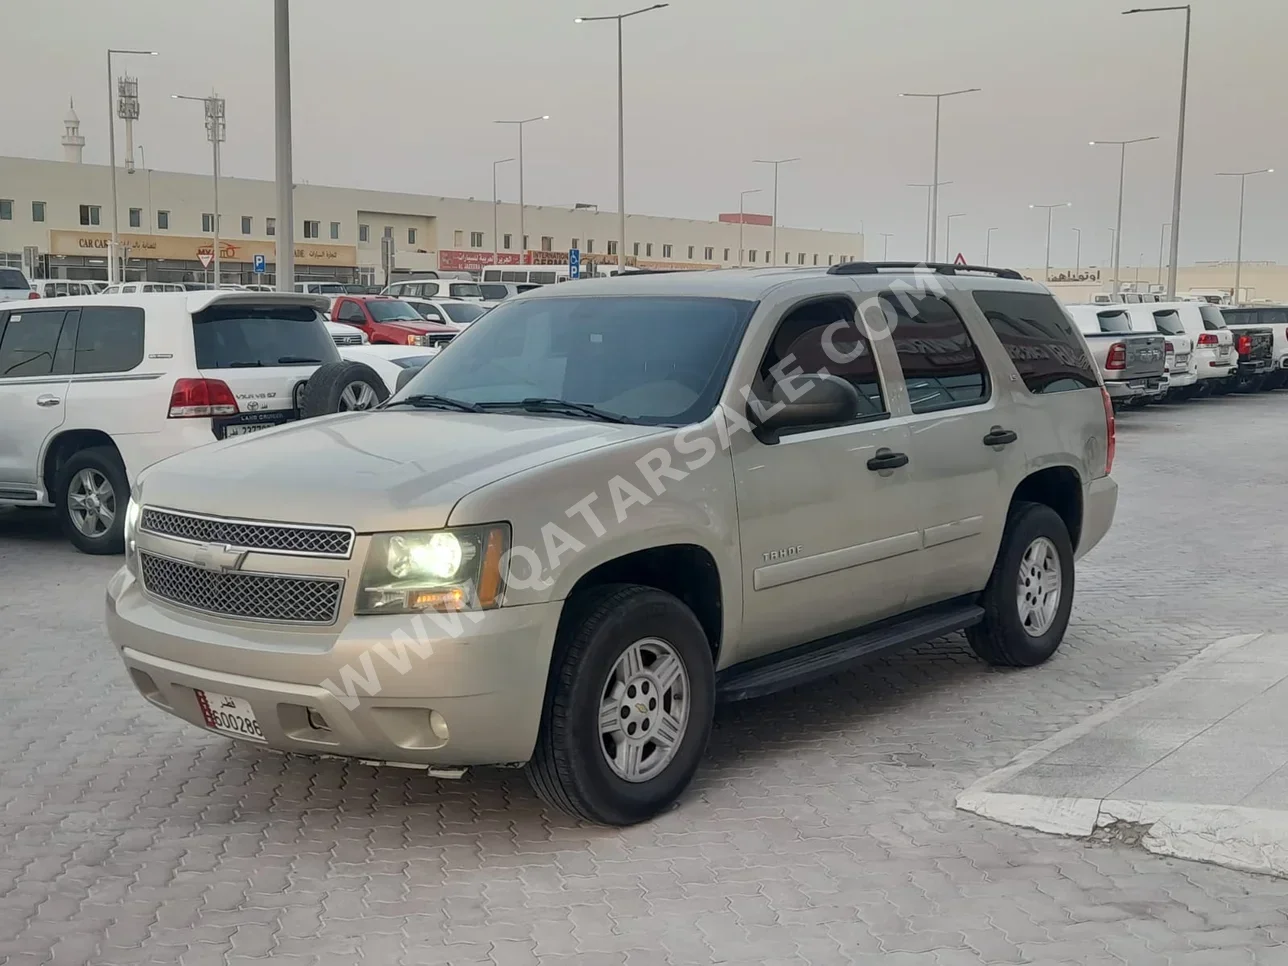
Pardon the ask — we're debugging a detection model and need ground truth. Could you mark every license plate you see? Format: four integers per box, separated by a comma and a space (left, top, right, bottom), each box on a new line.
224, 423, 274, 437
195, 689, 266, 742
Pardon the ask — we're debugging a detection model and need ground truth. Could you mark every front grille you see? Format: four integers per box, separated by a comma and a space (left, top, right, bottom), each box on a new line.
332, 333, 363, 346
140, 552, 343, 624
413, 333, 455, 348
141, 507, 354, 558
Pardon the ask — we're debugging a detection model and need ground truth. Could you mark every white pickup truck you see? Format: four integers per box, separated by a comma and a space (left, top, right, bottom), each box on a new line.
1221, 305, 1288, 390
1124, 304, 1198, 399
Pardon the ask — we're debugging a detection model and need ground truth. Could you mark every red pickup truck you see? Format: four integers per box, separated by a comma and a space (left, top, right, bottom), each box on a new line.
329, 295, 458, 348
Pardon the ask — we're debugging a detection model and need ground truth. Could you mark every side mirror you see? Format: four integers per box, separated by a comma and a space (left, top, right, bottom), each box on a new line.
422, 312, 443, 322
748, 373, 860, 443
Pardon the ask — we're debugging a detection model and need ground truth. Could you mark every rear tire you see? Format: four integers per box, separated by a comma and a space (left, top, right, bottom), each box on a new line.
299, 361, 389, 418
526, 584, 715, 826
56, 445, 129, 555
967, 502, 1074, 668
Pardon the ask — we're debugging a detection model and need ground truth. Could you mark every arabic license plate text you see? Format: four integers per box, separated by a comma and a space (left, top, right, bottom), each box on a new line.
196, 690, 266, 742
224, 423, 273, 437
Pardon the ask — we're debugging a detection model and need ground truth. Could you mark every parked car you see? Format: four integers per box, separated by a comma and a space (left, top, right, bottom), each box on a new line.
1066, 304, 1167, 408
294, 281, 349, 296
383, 278, 486, 302
479, 281, 540, 303
107, 262, 1117, 825
402, 297, 490, 328
1123, 304, 1198, 399
243, 283, 276, 293
325, 319, 369, 346
1144, 301, 1237, 395
329, 295, 459, 348
28, 279, 98, 299
1222, 305, 1288, 389
1220, 307, 1276, 392
0, 267, 36, 303
0, 291, 342, 553
338, 343, 440, 395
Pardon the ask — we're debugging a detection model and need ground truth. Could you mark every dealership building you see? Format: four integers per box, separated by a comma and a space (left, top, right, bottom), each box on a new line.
0, 108, 865, 285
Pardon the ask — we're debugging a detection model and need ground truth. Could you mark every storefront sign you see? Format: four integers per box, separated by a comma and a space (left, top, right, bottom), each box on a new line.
438, 249, 521, 272
49, 230, 357, 267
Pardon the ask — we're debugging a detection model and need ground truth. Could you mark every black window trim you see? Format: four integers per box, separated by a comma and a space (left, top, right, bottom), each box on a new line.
887, 290, 992, 414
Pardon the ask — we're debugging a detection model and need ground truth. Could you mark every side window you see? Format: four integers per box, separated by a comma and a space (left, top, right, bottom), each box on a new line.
337, 301, 366, 323
758, 296, 887, 425
973, 290, 1098, 395
74, 306, 145, 375
424, 283, 440, 298
0, 310, 70, 378
886, 292, 989, 413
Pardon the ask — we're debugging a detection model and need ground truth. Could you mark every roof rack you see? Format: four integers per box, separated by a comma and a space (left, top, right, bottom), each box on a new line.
826, 261, 1024, 280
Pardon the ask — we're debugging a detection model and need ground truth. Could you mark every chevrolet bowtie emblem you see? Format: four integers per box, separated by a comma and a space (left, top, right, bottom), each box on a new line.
191, 543, 248, 573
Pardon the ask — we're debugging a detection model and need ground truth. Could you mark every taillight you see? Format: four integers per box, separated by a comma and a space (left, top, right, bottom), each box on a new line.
1236, 334, 1252, 355
1106, 343, 1127, 370
1101, 387, 1115, 475
1164, 341, 1174, 354
168, 378, 239, 418
1197, 332, 1218, 346
27, 291, 40, 299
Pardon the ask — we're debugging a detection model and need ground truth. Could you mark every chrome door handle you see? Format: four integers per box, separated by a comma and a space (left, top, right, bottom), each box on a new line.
35, 395, 61, 408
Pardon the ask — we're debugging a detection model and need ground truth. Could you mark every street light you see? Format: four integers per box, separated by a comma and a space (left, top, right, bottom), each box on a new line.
1030, 203, 1071, 281
985, 227, 999, 265
945, 213, 966, 262
174, 92, 227, 286
899, 88, 980, 261
576, 4, 668, 270
1124, 5, 1192, 298
908, 181, 952, 261
492, 158, 515, 262
880, 232, 894, 260
753, 158, 800, 266
1070, 227, 1082, 274
273, 0, 294, 291
1091, 136, 1159, 294
493, 115, 549, 264
1158, 223, 1170, 287
106, 48, 157, 283
737, 188, 762, 267
1216, 168, 1273, 304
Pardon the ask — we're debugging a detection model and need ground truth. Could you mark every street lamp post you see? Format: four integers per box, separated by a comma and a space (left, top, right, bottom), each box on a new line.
1216, 168, 1273, 305
493, 116, 549, 265
880, 233, 894, 259
576, 4, 668, 271
174, 93, 226, 286
491, 158, 515, 262
1091, 136, 1159, 294
899, 88, 980, 262
106, 48, 157, 283
1071, 227, 1082, 273
738, 188, 762, 267
273, 0, 294, 291
1158, 223, 1170, 287
753, 158, 800, 265
907, 181, 952, 261
985, 227, 999, 265
1107, 228, 1117, 269
1030, 203, 1071, 281
945, 213, 966, 262
1124, 5, 1192, 298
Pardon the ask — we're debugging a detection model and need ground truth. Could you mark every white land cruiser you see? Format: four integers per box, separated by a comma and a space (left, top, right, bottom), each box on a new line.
0, 292, 391, 554
106, 263, 1118, 825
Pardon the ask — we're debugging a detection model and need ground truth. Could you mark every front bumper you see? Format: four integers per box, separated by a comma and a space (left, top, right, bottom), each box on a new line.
1077, 475, 1118, 561
106, 567, 562, 766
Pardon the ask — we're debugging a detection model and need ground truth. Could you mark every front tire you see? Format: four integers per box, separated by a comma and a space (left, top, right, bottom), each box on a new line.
967, 502, 1074, 668
526, 584, 715, 826
56, 445, 129, 555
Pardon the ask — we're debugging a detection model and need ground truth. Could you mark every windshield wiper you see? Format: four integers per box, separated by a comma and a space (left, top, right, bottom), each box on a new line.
384, 393, 485, 413
481, 398, 632, 424
227, 361, 264, 368
277, 355, 322, 364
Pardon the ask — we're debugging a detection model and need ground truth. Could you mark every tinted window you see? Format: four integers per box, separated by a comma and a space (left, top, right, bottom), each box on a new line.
0, 309, 69, 377
761, 298, 886, 418
439, 303, 487, 324
336, 301, 366, 323
479, 284, 510, 300
447, 283, 483, 299
1200, 305, 1228, 330
0, 269, 28, 290
886, 293, 988, 413
74, 306, 145, 374
399, 296, 755, 425
1152, 310, 1186, 336
368, 300, 422, 322
973, 291, 1098, 395
1096, 311, 1132, 333
191, 305, 339, 370
530, 272, 557, 285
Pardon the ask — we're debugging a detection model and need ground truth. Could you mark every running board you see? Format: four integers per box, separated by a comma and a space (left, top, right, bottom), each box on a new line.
715, 601, 984, 702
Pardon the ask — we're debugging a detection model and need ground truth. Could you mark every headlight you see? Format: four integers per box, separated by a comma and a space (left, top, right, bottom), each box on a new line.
124, 497, 142, 574
356, 524, 509, 616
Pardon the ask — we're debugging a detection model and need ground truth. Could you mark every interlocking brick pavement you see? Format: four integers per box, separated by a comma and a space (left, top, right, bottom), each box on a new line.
4, 393, 1288, 965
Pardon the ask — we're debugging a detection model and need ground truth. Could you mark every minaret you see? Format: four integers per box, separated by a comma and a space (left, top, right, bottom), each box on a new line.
61, 98, 85, 163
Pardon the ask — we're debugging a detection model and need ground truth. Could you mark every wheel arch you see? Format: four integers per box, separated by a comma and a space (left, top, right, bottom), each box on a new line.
40, 429, 122, 504
1010, 465, 1083, 550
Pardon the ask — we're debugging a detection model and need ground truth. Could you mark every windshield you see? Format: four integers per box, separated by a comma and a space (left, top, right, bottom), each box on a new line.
448, 283, 483, 299
479, 284, 510, 300
396, 296, 756, 425
368, 299, 423, 322
440, 302, 487, 324
192, 305, 340, 369
1152, 310, 1185, 335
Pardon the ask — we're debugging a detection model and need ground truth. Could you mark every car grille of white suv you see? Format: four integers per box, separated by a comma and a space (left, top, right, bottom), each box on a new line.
139, 552, 344, 624
140, 508, 354, 558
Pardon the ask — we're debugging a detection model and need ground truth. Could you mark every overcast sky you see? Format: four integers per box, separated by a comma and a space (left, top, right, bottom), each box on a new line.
7, 0, 1287, 268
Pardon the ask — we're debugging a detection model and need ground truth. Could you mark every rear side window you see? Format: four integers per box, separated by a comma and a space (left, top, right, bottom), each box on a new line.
1199, 305, 1227, 330
479, 284, 509, 300
1096, 311, 1132, 333
973, 291, 1098, 395
74, 306, 145, 374
192, 304, 340, 370
886, 293, 989, 413
0, 269, 28, 290
1152, 310, 1186, 336
0, 309, 70, 377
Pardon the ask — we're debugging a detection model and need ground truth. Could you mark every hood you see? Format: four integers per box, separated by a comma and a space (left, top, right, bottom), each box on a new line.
137, 411, 665, 532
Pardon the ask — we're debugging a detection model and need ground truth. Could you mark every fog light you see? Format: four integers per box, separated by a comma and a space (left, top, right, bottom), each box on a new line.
306, 708, 330, 731
429, 710, 449, 741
